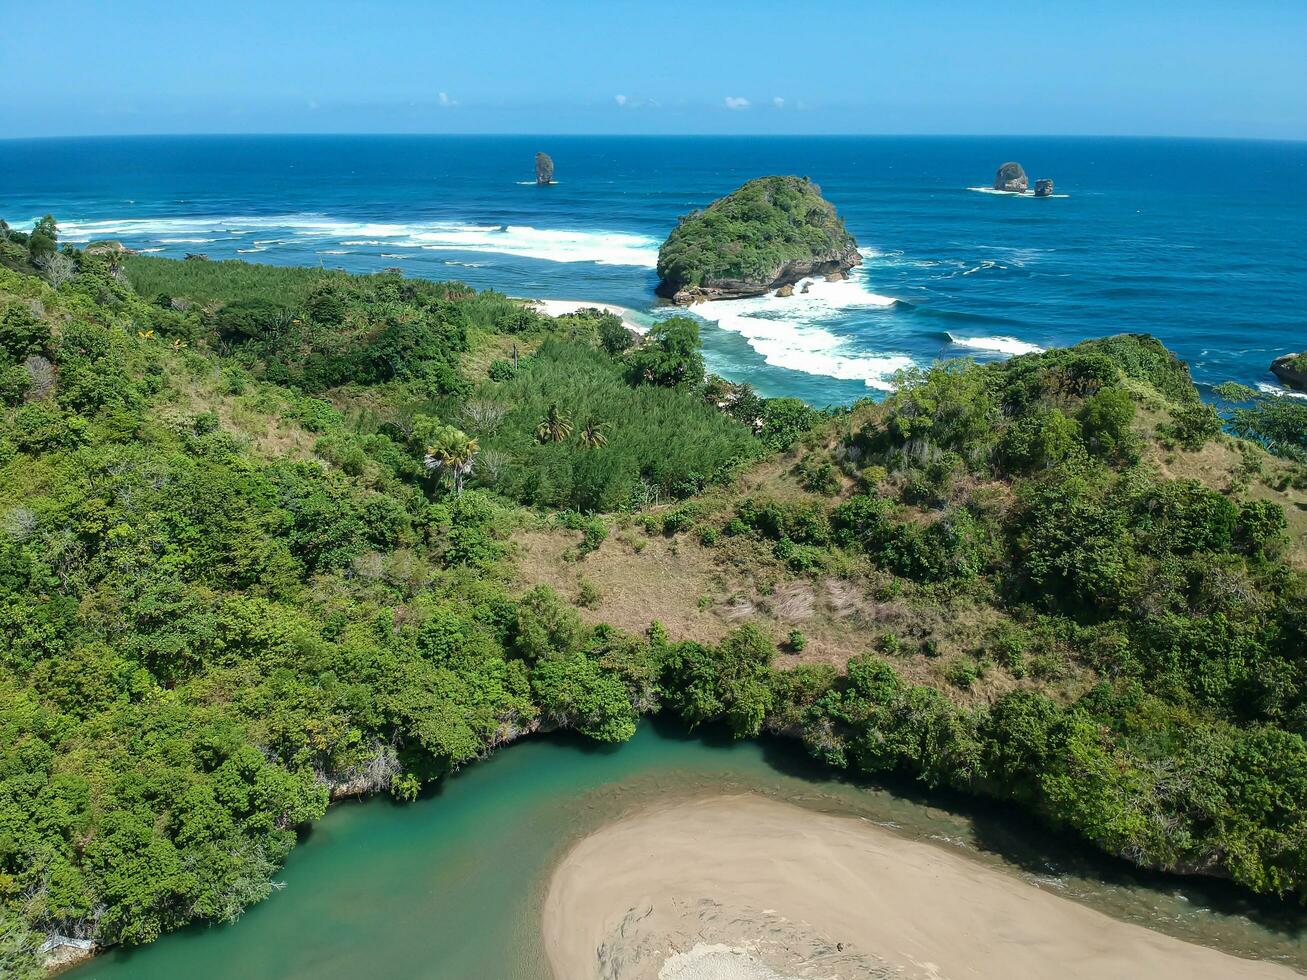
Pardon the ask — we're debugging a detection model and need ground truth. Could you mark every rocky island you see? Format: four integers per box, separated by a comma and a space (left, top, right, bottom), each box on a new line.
1271, 351, 1307, 391
994, 161, 1029, 192
655, 175, 861, 305
535, 151, 554, 185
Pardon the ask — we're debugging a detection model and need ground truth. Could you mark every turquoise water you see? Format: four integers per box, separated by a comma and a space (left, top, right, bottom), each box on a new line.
2, 135, 1305, 405
66, 723, 1307, 979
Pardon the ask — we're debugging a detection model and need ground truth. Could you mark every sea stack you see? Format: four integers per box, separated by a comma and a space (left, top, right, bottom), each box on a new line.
1034, 179, 1054, 197
655, 175, 861, 305
535, 152, 555, 186
1270, 352, 1307, 391
993, 162, 1028, 193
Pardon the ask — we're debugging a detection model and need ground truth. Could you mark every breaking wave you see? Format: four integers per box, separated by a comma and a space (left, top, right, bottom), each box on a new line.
689, 273, 911, 390
54, 214, 658, 267
1256, 382, 1307, 401
946, 332, 1045, 356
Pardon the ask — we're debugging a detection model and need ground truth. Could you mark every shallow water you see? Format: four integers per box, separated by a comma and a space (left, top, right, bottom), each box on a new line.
3, 135, 1305, 405
66, 721, 1307, 979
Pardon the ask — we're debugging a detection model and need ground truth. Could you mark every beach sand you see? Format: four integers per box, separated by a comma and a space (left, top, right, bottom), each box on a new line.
528, 298, 648, 334
542, 794, 1297, 980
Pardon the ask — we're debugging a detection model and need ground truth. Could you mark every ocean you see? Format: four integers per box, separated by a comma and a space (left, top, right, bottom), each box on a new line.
2, 134, 1303, 405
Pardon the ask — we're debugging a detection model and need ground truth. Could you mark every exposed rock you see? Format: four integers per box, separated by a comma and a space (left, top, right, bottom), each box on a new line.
824, 271, 846, 282
1271, 352, 1307, 391
993, 162, 1028, 193
1034, 179, 1055, 198
535, 152, 555, 186
40, 935, 98, 972
776, 283, 794, 298
657, 176, 861, 305
801, 282, 812, 294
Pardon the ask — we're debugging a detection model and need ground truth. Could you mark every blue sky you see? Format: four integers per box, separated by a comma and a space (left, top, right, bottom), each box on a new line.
3, 0, 1304, 139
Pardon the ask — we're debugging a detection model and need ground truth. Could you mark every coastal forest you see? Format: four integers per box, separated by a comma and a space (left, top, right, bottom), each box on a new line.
1, 219, 1306, 975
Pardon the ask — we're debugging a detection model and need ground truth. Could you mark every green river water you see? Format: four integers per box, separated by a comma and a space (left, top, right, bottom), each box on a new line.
67, 721, 1306, 979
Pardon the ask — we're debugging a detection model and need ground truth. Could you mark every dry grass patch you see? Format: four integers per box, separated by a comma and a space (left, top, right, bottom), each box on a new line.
160, 369, 319, 460
514, 527, 736, 646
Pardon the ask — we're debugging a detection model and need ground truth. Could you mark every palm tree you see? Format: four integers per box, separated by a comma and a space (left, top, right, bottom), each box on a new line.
535, 404, 572, 444
578, 418, 608, 448
424, 425, 479, 494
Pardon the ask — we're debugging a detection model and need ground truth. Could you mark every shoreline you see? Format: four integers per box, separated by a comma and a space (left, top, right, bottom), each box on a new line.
542, 793, 1299, 980
526, 297, 649, 335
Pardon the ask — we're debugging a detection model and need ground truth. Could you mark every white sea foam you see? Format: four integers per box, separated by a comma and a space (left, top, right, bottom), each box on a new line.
54, 214, 659, 267
966, 186, 1069, 199
1256, 382, 1307, 401
947, 332, 1045, 356
690, 274, 909, 390
235, 247, 265, 254
136, 247, 164, 253
157, 237, 217, 244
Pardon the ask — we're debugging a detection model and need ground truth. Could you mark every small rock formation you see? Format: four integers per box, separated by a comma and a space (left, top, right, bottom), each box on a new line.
656, 175, 861, 305
1270, 353, 1307, 391
993, 162, 1028, 193
535, 152, 555, 186
84, 239, 136, 256
1034, 179, 1055, 197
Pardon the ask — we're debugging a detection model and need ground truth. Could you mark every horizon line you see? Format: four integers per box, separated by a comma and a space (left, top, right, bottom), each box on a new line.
2, 131, 1304, 145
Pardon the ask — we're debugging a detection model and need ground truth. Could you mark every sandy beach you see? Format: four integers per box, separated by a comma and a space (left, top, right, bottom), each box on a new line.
543, 794, 1297, 980
527, 298, 648, 334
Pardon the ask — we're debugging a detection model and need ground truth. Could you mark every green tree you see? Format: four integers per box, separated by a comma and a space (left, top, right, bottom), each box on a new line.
423, 425, 479, 494
578, 418, 608, 448
626, 317, 705, 389
27, 216, 57, 260
535, 404, 573, 444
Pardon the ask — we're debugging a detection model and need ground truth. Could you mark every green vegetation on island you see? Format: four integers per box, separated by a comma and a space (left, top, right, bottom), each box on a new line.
655, 176, 862, 304
1, 217, 1305, 975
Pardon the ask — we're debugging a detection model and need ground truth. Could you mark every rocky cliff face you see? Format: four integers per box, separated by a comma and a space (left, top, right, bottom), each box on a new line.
993, 162, 1029, 192
662, 247, 862, 305
1271, 353, 1307, 391
1034, 179, 1055, 197
535, 152, 555, 186
655, 175, 861, 305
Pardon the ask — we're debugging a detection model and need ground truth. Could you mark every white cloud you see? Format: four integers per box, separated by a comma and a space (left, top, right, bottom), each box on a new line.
614, 94, 628, 107
772, 96, 785, 109
724, 96, 751, 111
438, 91, 457, 107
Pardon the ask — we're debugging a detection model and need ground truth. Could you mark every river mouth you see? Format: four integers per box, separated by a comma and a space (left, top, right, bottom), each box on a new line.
68, 719, 1307, 979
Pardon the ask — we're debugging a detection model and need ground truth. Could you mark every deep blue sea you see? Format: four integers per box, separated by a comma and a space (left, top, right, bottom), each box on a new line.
2, 135, 1304, 405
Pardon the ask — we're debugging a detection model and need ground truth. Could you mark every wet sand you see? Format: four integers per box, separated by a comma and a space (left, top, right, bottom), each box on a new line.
543, 794, 1298, 980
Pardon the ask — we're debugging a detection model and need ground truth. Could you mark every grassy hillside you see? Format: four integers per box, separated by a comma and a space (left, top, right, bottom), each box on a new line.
519, 336, 1307, 897
2, 223, 1306, 974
